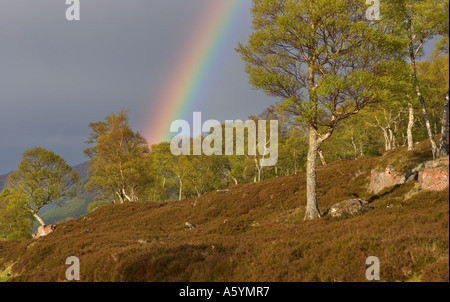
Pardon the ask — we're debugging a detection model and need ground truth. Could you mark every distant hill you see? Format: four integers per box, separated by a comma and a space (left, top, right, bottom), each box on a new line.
1, 139, 448, 282
0, 162, 89, 192
71, 161, 89, 180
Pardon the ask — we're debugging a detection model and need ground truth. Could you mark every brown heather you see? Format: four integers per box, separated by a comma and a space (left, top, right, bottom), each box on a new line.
0, 139, 448, 282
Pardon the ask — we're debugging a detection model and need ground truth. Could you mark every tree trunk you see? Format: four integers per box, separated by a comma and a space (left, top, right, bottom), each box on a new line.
122, 188, 132, 202
192, 182, 202, 198
393, 121, 400, 148
254, 157, 262, 182
318, 149, 327, 166
304, 47, 322, 221
304, 128, 321, 221
407, 103, 415, 151
382, 128, 391, 151
389, 127, 398, 149
293, 150, 298, 174
115, 191, 125, 204
416, 86, 439, 158
177, 176, 183, 201
408, 29, 438, 158
351, 130, 358, 158
32, 212, 46, 226
439, 90, 450, 157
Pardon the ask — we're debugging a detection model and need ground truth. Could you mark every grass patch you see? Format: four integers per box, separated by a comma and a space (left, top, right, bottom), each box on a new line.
0, 263, 17, 282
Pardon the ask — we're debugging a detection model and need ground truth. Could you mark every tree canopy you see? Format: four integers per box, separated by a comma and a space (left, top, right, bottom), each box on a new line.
236, 0, 401, 220
7, 147, 79, 226
84, 109, 151, 203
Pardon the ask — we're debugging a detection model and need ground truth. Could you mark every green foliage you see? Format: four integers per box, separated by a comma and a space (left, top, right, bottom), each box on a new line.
84, 110, 152, 203
417, 53, 449, 125
66, 177, 88, 199
278, 126, 308, 175
237, 0, 398, 130
145, 143, 231, 201
7, 147, 79, 225
322, 114, 383, 161
0, 263, 17, 282
236, 0, 409, 220
0, 190, 32, 240
429, 0, 449, 55
73, 2, 446, 205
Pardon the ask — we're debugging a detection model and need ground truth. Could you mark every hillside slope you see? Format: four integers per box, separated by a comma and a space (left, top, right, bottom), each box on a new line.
0, 140, 448, 282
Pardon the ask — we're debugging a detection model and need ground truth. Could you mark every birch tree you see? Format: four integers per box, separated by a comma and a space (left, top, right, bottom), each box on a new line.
0, 189, 32, 239
237, 0, 395, 220
435, 0, 449, 156
7, 148, 78, 226
384, 0, 447, 157
84, 110, 150, 203
417, 54, 450, 156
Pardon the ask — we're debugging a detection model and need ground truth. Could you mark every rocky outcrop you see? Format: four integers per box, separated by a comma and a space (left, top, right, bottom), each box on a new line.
369, 166, 406, 194
418, 157, 449, 191
370, 157, 449, 197
32, 225, 56, 239
330, 199, 370, 218
405, 157, 449, 200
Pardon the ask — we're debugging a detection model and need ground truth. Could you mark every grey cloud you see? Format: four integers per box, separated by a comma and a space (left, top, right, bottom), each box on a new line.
0, 0, 275, 173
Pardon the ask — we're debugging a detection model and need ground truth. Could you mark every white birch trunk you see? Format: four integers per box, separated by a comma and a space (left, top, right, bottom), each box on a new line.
304, 128, 321, 221
439, 91, 449, 157
318, 149, 327, 166
33, 212, 46, 226
407, 103, 415, 151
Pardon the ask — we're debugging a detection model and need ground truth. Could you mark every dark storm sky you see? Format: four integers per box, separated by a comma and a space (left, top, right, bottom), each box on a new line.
0, 0, 438, 174
0, 0, 277, 174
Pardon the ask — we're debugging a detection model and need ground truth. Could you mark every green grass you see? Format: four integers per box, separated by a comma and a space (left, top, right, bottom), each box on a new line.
0, 263, 16, 282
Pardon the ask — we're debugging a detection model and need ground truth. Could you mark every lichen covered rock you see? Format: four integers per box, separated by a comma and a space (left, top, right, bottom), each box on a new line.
418, 157, 449, 191
330, 199, 370, 218
404, 157, 449, 200
369, 166, 406, 194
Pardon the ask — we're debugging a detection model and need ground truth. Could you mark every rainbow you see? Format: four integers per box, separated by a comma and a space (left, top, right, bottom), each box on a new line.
145, 0, 247, 145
